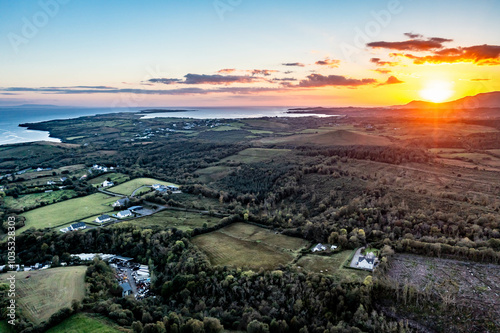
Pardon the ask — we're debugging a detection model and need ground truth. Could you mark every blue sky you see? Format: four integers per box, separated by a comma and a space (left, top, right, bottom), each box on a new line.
1, 0, 499, 106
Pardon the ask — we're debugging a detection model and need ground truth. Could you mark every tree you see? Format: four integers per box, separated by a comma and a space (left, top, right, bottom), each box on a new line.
204, 317, 224, 333
247, 320, 270, 333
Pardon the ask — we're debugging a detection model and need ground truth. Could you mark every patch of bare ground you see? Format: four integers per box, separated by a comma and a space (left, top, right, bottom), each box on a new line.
386, 254, 500, 329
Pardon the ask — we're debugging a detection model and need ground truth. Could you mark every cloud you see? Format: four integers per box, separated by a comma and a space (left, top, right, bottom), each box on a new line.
470, 78, 490, 81
250, 69, 279, 76
297, 74, 376, 87
148, 78, 180, 84
315, 58, 341, 68
148, 74, 267, 85
368, 39, 451, 51
0, 86, 287, 96
373, 68, 392, 74
404, 32, 423, 39
282, 62, 305, 67
380, 76, 404, 85
272, 77, 297, 81
183, 73, 265, 85
370, 58, 398, 66
398, 44, 500, 65
217, 68, 236, 74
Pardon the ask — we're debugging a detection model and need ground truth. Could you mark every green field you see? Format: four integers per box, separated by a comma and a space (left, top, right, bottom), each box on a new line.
108, 177, 178, 195
0, 321, 15, 333
46, 313, 122, 333
4, 190, 78, 211
89, 172, 130, 186
295, 251, 369, 282
119, 209, 221, 231
19, 193, 117, 233
192, 223, 310, 270
0, 267, 86, 325
219, 148, 291, 163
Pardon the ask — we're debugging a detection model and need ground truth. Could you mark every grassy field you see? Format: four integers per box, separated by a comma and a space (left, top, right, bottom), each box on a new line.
0, 321, 15, 332
108, 177, 178, 195
19, 193, 117, 233
192, 223, 310, 270
219, 148, 292, 163
89, 172, 130, 186
295, 251, 369, 282
169, 193, 226, 211
119, 209, 221, 231
46, 313, 122, 333
0, 267, 86, 325
4, 190, 78, 211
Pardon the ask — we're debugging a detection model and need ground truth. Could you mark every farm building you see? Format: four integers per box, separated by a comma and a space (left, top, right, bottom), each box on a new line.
117, 210, 132, 218
71, 222, 87, 230
128, 206, 143, 212
102, 180, 114, 187
167, 185, 179, 191
120, 282, 133, 297
112, 197, 130, 207
312, 243, 338, 252
95, 214, 112, 223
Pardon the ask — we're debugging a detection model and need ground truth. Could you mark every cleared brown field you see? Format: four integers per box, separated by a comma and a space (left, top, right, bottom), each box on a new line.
192, 223, 310, 270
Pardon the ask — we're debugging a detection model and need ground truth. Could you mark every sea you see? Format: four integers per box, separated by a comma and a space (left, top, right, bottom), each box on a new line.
0, 106, 330, 146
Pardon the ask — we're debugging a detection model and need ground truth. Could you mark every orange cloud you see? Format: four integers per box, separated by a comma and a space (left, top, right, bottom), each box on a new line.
398, 45, 500, 65
315, 57, 341, 68
217, 68, 236, 74
297, 74, 376, 87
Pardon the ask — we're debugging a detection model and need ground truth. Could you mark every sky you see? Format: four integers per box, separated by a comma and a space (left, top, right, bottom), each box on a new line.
0, 0, 499, 107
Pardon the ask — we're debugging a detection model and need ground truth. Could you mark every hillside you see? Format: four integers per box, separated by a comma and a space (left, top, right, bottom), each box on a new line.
399, 91, 500, 109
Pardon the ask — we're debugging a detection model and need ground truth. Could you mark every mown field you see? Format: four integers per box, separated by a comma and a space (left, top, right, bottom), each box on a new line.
119, 209, 221, 231
19, 193, 116, 233
0, 267, 86, 325
108, 177, 178, 195
192, 223, 310, 270
46, 313, 123, 333
295, 251, 369, 282
4, 190, 78, 211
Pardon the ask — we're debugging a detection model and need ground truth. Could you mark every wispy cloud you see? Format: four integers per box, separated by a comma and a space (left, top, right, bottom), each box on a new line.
297, 74, 376, 87
282, 62, 305, 67
315, 58, 341, 68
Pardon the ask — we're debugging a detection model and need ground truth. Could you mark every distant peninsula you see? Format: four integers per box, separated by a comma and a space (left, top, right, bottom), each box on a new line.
139, 109, 197, 114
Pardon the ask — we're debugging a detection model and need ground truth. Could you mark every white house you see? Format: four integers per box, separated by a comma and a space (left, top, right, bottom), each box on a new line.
102, 180, 114, 187
112, 198, 130, 207
95, 214, 112, 223
312, 243, 337, 252
117, 210, 132, 218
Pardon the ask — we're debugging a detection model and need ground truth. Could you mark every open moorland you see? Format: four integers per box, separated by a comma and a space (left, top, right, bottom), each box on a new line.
193, 223, 310, 270
0, 267, 86, 325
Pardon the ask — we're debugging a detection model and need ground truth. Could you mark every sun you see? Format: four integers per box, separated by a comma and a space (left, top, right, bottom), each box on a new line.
419, 80, 454, 103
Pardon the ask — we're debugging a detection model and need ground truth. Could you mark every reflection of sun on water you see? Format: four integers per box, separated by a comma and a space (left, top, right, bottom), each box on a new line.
419, 80, 454, 103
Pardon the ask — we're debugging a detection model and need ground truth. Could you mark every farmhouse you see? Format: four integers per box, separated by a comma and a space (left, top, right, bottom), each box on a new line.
71, 222, 87, 230
120, 282, 133, 297
61, 222, 87, 233
112, 197, 130, 207
117, 210, 132, 218
312, 243, 338, 252
102, 180, 114, 187
47, 180, 56, 185
95, 214, 112, 223
356, 252, 376, 270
